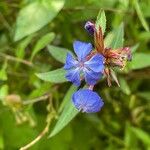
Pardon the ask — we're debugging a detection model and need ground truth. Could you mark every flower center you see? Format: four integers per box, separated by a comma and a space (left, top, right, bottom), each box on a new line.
78, 61, 84, 69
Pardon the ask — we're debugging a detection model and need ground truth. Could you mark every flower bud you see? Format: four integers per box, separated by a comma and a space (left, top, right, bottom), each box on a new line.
5, 94, 22, 109
84, 21, 95, 35
122, 47, 132, 61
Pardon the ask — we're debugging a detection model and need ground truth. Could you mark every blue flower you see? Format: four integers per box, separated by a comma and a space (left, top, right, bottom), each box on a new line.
84, 21, 95, 35
64, 41, 104, 86
72, 89, 104, 113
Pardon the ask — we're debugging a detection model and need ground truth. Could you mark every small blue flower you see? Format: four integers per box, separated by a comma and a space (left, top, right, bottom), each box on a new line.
72, 89, 104, 113
84, 21, 95, 35
64, 41, 104, 86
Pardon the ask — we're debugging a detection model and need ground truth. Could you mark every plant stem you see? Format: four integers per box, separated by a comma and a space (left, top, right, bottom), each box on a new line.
0, 52, 33, 67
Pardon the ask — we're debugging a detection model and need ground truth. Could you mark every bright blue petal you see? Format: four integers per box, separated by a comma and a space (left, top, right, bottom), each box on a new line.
85, 54, 104, 72
72, 89, 104, 113
83, 68, 102, 85
64, 53, 78, 70
73, 41, 93, 61
65, 68, 81, 86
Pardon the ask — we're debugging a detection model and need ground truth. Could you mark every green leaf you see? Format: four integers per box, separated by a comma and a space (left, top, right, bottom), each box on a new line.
119, 78, 131, 95
31, 33, 55, 60
137, 92, 150, 101
124, 122, 138, 149
14, 0, 65, 41
0, 84, 8, 100
36, 68, 67, 83
110, 23, 124, 49
0, 134, 4, 150
0, 61, 7, 81
58, 85, 77, 113
48, 45, 72, 63
16, 35, 33, 59
129, 53, 150, 70
49, 98, 79, 138
139, 32, 150, 40
95, 10, 106, 34
104, 31, 114, 47
131, 43, 139, 53
134, 0, 149, 32
131, 127, 150, 146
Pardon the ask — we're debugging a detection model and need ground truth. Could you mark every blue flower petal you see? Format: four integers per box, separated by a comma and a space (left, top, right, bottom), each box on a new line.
72, 89, 104, 113
83, 68, 102, 85
85, 54, 104, 72
65, 68, 81, 86
64, 53, 78, 70
73, 41, 93, 61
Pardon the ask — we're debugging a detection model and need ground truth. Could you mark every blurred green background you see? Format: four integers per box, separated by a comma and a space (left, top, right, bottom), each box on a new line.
0, 0, 150, 150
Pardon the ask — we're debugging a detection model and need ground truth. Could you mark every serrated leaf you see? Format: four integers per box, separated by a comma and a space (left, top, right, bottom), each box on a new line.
95, 10, 106, 35
110, 23, 124, 49
129, 53, 150, 70
134, 0, 149, 32
58, 85, 77, 113
104, 31, 114, 47
131, 127, 150, 146
14, 0, 65, 41
48, 45, 72, 63
49, 98, 79, 138
31, 33, 55, 60
36, 68, 67, 83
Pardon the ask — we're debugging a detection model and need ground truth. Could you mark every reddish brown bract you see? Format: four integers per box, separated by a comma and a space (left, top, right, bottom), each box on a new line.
94, 25, 131, 86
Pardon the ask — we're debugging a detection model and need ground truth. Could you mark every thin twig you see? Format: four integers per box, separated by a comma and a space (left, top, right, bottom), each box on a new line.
7, 71, 28, 78
7, 3, 21, 8
20, 96, 56, 150
126, 68, 150, 79
62, 7, 132, 14
0, 52, 33, 67
23, 94, 50, 105
20, 124, 49, 150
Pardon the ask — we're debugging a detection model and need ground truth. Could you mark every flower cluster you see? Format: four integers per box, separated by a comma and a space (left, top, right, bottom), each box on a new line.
64, 20, 131, 113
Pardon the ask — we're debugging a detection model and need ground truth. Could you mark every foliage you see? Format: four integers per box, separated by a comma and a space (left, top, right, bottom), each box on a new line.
0, 0, 150, 149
